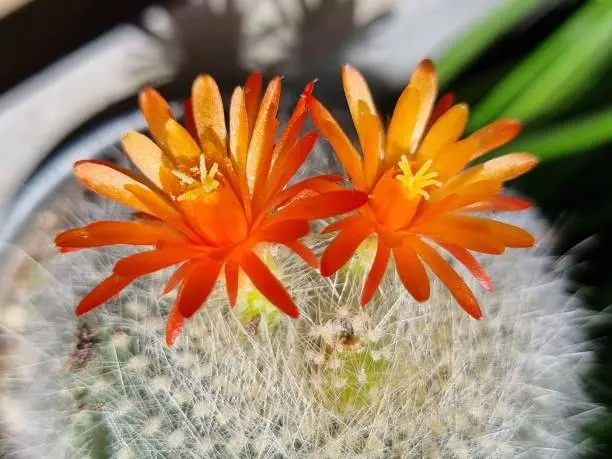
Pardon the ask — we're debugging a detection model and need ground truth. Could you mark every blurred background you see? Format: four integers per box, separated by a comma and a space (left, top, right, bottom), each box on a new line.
1, 0, 612, 456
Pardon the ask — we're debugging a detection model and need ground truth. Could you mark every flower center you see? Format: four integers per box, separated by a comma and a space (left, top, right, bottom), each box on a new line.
396, 156, 441, 200
172, 155, 220, 201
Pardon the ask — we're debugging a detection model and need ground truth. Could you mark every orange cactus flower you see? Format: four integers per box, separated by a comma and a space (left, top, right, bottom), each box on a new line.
309, 60, 538, 319
55, 74, 368, 345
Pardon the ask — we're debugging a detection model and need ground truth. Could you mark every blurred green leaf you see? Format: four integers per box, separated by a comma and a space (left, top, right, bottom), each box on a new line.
469, 0, 612, 129
483, 107, 612, 161
436, 0, 545, 88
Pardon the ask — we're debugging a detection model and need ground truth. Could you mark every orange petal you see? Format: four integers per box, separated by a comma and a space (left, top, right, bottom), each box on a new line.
465, 152, 538, 184
264, 131, 318, 203
358, 101, 383, 189
183, 98, 197, 140
240, 250, 299, 318
417, 103, 469, 162
462, 195, 532, 212
309, 96, 366, 189
244, 72, 263, 135
272, 175, 343, 209
467, 119, 522, 162
273, 82, 312, 159
74, 160, 171, 217
282, 240, 318, 268
436, 242, 493, 291
409, 236, 481, 319
392, 241, 430, 302
229, 86, 249, 172
177, 258, 224, 318
320, 222, 373, 276
273, 190, 368, 222
123, 184, 201, 242
55, 220, 190, 249
192, 74, 227, 152
361, 242, 390, 305
487, 220, 535, 248
342, 65, 384, 186
163, 262, 193, 295
75, 273, 135, 315
384, 85, 420, 168
247, 77, 281, 195
224, 256, 240, 306
418, 180, 502, 221
121, 131, 166, 188
165, 119, 202, 162
165, 302, 185, 346
255, 219, 310, 243
322, 214, 371, 235
412, 215, 506, 254
426, 92, 454, 130
407, 59, 438, 152
113, 247, 197, 278
139, 88, 174, 150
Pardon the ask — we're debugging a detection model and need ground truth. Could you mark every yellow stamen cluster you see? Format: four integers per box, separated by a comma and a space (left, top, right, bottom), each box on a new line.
172, 154, 220, 202
396, 156, 441, 200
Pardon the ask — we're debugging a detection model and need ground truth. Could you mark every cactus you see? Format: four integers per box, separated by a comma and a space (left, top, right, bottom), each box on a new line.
1, 181, 599, 459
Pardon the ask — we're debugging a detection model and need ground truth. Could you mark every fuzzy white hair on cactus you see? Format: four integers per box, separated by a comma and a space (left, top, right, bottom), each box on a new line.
0, 191, 600, 459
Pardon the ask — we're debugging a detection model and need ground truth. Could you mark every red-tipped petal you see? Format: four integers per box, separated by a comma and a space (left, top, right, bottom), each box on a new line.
320, 222, 373, 277
361, 242, 390, 305
392, 242, 430, 302
255, 219, 310, 243
177, 258, 224, 318
163, 262, 193, 295
274, 190, 368, 222
113, 247, 197, 278
165, 303, 185, 346
75, 273, 134, 315
224, 257, 239, 306
282, 240, 318, 268
437, 243, 493, 291
240, 250, 299, 318
409, 236, 482, 319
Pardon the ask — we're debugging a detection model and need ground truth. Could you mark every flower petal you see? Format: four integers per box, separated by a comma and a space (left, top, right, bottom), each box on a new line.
309, 96, 366, 189
139, 88, 174, 150
177, 258, 224, 318
240, 250, 299, 318
264, 131, 318, 203
392, 241, 430, 302
165, 302, 185, 346
487, 220, 535, 248
255, 219, 310, 243
426, 92, 454, 130
282, 241, 318, 268
247, 77, 281, 195
224, 256, 240, 306
229, 86, 249, 171
409, 236, 481, 319
113, 247, 198, 278
163, 262, 193, 295
192, 74, 227, 152
436, 242, 493, 291
272, 175, 343, 209
55, 220, 190, 249
407, 59, 438, 152
465, 152, 538, 184
75, 273, 135, 315
462, 195, 532, 212
322, 214, 371, 235
273, 190, 368, 222
121, 131, 166, 188
74, 160, 171, 217
244, 71, 262, 134
273, 82, 312, 159
467, 119, 522, 162
165, 119, 202, 162
417, 103, 469, 162
418, 180, 502, 221
361, 242, 390, 305
320, 222, 373, 276
384, 85, 420, 168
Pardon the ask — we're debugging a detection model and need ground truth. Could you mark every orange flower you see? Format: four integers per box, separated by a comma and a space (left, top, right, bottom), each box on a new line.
309, 60, 538, 318
55, 74, 368, 345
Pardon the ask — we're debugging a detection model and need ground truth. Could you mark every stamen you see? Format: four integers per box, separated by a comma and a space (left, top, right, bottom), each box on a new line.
174, 154, 221, 201
396, 156, 441, 200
